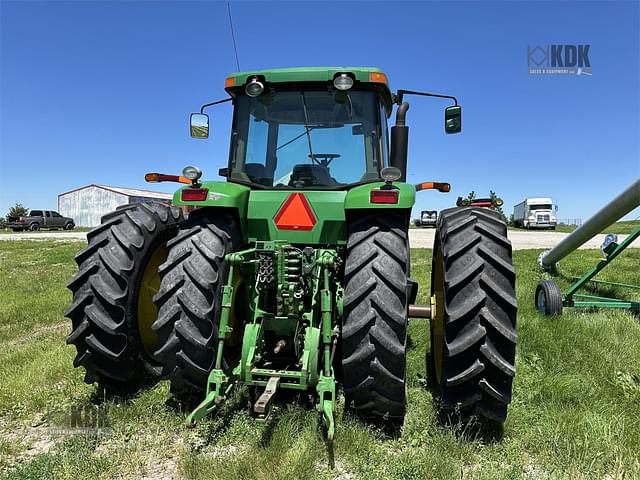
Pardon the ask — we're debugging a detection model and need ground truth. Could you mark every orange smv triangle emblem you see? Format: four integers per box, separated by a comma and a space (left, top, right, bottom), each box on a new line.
274, 193, 317, 231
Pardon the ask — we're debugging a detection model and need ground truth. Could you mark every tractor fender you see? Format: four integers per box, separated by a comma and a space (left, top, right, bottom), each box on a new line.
172, 181, 251, 240
343, 182, 416, 211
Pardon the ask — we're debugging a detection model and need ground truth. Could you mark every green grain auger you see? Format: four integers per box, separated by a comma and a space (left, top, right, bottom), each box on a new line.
65, 67, 518, 440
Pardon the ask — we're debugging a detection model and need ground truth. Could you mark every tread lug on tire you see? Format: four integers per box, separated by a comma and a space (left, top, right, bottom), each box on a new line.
65, 203, 183, 392
429, 207, 517, 425
152, 212, 241, 399
342, 211, 409, 422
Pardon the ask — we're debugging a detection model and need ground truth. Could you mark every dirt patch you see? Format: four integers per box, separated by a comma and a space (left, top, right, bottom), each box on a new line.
5, 322, 68, 347
137, 455, 179, 480
0, 414, 61, 473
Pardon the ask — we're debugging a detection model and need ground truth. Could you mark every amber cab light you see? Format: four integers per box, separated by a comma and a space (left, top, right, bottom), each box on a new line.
145, 173, 192, 185
181, 188, 209, 202
370, 189, 399, 204
369, 71, 388, 85
415, 181, 451, 192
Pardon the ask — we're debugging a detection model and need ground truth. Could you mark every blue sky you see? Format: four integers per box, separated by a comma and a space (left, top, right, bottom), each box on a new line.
1, 1, 638, 221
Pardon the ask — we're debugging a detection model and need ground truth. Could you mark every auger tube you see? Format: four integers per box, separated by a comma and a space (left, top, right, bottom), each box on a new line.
540, 178, 640, 270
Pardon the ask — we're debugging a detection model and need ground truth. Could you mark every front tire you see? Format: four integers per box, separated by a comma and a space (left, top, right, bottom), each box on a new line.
429, 207, 517, 424
65, 203, 183, 391
152, 211, 241, 398
342, 211, 408, 422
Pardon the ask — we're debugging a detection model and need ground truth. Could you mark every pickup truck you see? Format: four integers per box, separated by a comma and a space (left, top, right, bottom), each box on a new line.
7, 210, 75, 231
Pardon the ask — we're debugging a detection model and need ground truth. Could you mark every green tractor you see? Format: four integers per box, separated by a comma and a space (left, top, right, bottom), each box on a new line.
65, 67, 517, 440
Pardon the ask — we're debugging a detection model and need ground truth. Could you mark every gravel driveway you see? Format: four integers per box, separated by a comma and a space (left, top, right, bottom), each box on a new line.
1, 229, 638, 251
0, 232, 88, 241
409, 228, 639, 250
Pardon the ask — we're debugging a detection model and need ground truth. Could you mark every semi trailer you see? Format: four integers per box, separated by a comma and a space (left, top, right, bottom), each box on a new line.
513, 197, 557, 229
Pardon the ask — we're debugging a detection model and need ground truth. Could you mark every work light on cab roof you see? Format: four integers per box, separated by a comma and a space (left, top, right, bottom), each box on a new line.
245, 77, 264, 97
182, 165, 202, 182
333, 73, 354, 91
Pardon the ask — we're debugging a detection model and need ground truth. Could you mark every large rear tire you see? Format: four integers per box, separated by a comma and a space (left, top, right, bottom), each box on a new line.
342, 211, 408, 422
152, 211, 242, 398
429, 207, 517, 424
65, 203, 183, 392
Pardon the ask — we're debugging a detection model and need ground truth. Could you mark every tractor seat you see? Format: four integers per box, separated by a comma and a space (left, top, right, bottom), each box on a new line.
289, 164, 338, 187
244, 163, 272, 186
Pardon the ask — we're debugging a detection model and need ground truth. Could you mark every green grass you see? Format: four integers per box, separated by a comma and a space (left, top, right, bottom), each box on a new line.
512, 219, 640, 235
1, 241, 639, 479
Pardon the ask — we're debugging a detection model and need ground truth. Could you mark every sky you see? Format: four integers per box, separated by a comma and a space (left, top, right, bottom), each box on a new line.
1, 0, 639, 222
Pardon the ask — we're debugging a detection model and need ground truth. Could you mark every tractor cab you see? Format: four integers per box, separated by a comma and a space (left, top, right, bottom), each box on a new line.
227, 87, 388, 189
192, 69, 394, 191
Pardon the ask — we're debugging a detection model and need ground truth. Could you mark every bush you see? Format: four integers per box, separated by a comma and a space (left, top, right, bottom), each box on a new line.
8, 202, 28, 218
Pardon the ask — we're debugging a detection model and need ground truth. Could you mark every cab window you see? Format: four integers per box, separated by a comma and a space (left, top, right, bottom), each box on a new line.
229, 89, 385, 189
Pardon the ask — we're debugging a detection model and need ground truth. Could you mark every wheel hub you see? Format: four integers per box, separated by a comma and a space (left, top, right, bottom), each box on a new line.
137, 245, 168, 356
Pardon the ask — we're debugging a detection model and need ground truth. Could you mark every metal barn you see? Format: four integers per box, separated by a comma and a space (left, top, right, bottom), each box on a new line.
58, 184, 173, 227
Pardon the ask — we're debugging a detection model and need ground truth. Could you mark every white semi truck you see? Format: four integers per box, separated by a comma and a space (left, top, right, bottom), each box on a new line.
513, 198, 557, 230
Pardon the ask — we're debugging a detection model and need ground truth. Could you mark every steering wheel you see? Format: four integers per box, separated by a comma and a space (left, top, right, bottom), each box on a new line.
309, 153, 341, 167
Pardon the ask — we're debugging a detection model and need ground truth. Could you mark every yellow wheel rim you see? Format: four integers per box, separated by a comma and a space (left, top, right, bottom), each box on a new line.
432, 246, 446, 384
137, 244, 168, 357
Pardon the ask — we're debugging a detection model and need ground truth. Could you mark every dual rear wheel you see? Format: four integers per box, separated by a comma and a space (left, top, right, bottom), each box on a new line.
66, 204, 517, 426
429, 207, 517, 423
65, 203, 183, 391
65, 205, 240, 395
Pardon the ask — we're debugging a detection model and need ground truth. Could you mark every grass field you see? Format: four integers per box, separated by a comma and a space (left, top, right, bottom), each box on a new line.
530, 219, 640, 235
0, 240, 639, 479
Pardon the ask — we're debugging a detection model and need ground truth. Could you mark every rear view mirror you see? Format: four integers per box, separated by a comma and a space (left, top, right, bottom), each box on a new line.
190, 113, 209, 139
444, 105, 462, 134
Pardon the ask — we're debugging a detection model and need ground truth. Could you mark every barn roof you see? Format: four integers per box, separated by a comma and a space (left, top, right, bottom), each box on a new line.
58, 184, 173, 200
